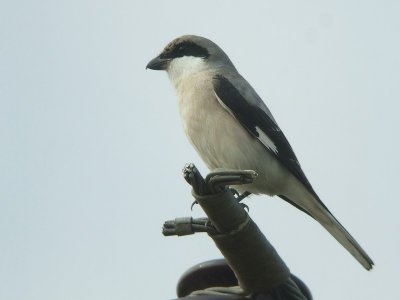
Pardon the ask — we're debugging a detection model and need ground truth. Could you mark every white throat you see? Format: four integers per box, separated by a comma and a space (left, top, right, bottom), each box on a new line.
166, 56, 208, 89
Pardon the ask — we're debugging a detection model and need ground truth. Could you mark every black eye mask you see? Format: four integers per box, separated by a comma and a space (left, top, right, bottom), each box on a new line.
160, 41, 209, 59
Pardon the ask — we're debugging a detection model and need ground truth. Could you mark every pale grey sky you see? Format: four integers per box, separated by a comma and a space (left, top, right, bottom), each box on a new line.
1, 1, 399, 299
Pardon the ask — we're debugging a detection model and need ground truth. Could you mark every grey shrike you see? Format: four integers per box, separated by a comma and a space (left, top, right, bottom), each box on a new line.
146, 35, 373, 270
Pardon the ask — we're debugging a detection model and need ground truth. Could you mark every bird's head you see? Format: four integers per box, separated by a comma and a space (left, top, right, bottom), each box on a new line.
146, 35, 236, 83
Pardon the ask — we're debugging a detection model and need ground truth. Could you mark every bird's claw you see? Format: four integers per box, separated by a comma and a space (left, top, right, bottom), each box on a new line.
229, 188, 250, 211
191, 200, 198, 211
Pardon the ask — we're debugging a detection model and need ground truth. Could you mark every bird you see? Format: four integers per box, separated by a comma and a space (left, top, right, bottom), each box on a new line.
146, 35, 373, 270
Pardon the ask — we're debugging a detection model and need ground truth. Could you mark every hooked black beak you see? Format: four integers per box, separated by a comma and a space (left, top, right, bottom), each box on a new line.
146, 55, 169, 70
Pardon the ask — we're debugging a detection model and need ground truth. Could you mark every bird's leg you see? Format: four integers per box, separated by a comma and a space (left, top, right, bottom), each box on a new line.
205, 170, 256, 211
228, 189, 251, 211
229, 188, 251, 202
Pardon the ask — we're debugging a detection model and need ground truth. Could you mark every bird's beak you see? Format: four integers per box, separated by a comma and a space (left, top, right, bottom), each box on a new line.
146, 55, 169, 70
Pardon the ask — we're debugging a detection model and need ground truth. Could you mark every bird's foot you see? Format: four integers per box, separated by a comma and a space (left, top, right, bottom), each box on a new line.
229, 188, 251, 202
229, 189, 251, 211
183, 165, 257, 211
236, 191, 252, 202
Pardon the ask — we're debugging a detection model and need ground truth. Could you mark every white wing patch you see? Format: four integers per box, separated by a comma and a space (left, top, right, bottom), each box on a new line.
215, 90, 279, 155
256, 126, 279, 154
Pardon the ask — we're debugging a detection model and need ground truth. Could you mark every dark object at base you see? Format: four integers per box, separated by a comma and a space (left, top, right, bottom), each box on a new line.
166, 165, 312, 300
177, 259, 238, 297
175, 259, 312, 300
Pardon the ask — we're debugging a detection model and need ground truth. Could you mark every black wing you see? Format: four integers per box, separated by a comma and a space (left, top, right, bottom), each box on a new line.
212, 74, 318, 199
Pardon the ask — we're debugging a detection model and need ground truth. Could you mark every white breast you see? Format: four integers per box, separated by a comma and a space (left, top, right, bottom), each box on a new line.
167, 61, 292, 196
